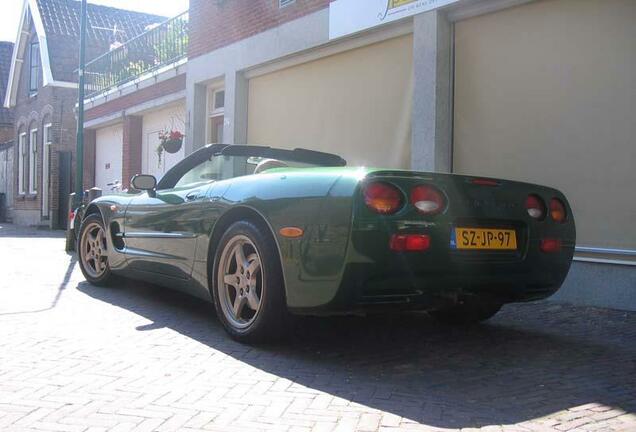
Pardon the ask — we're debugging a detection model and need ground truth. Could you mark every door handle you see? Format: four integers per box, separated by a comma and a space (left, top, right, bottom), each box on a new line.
185, 190, 202, 201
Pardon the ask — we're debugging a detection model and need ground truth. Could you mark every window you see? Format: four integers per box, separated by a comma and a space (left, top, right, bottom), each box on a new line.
279, 0, 295, 8
208, 88, 225, 114
213, 90, 225, 111
29, 42, 40, 95
18, 133, 26, 195
42, 124, 52, 216
207, 87, 225, 144
29, 129, 38, 194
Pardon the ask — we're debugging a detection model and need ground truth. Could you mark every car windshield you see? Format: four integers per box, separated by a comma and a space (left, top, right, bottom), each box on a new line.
173, 155, 316, 189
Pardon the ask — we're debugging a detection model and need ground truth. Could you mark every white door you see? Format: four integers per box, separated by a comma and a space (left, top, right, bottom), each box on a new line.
95, 124, 124, 192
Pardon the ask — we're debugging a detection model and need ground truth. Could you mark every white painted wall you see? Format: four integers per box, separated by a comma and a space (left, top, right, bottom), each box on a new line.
141, 103, 186, 181
95, 124, 124, 193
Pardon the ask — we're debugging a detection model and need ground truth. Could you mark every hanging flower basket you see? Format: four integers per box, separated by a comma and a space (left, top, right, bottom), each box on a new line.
156, 130, 184, 166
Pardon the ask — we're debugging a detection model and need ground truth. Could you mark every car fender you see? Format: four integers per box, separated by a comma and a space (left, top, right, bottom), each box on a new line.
215, 170, 361, 309
81, 195, 134, 271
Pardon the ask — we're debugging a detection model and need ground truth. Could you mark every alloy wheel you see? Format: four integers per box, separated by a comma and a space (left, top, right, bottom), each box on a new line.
217, 234, 264, 329
80, 222, 108, 278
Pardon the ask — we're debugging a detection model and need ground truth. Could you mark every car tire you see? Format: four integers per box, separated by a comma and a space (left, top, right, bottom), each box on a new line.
77, 214, 116, 286
430, 301, 502, 325
212, 220, 289, 343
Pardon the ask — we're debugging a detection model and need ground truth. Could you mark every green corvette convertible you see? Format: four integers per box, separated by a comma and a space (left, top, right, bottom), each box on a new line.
77, 144, 575, 342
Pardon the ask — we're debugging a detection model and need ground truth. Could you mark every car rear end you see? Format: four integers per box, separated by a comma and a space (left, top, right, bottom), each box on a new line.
335, 170, 576, 311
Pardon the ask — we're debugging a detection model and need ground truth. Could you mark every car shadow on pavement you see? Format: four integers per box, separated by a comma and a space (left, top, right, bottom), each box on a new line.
77, 279, 636, 429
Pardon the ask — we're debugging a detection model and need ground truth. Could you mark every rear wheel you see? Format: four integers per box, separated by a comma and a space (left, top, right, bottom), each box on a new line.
78, 214, 115, 286
431, 301, 502, 325
212, 220, 288, 343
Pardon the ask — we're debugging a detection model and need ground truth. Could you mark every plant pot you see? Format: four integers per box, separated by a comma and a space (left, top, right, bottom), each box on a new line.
162, 138, 182, 154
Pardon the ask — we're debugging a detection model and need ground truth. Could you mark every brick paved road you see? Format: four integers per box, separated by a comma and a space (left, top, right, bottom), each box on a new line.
1, 224, 635, 432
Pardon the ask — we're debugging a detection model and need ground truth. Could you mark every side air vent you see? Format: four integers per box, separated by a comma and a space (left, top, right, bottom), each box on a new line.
110, 222, 125, 250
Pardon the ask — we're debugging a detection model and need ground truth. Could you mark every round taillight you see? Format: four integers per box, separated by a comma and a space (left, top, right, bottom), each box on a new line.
525, 194, 546, 220
410, 185, 446, 215
363, 182, 403, 215
550, 198, 567, 223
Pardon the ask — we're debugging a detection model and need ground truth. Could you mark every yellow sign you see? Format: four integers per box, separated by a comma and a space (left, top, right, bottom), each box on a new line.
329, 0, 460, 40
381, 0, 417, 19
389, 0, 417, 8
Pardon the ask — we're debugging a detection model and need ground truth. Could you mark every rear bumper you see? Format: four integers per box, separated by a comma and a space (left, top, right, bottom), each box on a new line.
290, 229, 575, 315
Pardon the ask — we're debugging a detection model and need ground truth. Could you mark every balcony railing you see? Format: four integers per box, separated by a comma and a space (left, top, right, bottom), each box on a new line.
84, 12, 188, 98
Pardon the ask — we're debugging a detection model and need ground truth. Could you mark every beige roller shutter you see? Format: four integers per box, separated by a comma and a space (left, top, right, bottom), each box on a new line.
247, 35, 413, 169
454, 0, 636, 250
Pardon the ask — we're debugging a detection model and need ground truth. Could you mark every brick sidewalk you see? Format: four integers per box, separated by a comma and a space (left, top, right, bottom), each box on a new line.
0, 225, 635, 431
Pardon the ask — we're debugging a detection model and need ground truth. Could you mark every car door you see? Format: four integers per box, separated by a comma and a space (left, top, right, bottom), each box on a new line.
123, 181, 213, 279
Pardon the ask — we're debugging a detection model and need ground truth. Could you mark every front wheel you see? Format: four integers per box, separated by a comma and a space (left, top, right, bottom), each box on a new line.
430, 301, 502, 325
212, 220, 288, 343
77, 214, 115, 286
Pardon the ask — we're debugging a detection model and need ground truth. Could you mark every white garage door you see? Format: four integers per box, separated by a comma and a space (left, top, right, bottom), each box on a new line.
453, 0, 636, 250
247, 35, 414, 169
142, 103, 186, 181
95, 124, 123, 193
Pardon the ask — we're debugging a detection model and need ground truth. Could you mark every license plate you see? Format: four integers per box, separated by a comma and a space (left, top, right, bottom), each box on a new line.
451, 227, 517, 250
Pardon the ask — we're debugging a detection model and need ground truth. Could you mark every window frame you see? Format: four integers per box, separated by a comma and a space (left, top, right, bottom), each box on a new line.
29, 128, 38, 194
29, 42, 40, 95
42, 123, 52, 215
18, 133, 27, 195
206, 86, 225, 144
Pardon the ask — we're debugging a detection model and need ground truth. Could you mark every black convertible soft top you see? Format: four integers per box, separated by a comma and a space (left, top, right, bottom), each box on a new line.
217, 145, 347, 167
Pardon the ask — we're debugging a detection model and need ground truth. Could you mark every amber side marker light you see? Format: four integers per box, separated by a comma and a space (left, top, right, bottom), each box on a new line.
279, 227, 304, 238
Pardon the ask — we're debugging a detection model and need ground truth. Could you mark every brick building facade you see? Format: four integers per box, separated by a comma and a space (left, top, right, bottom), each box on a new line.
188, 0, 330, 59
0, 41, 14, 222
0, 42, 13, 147
3, 0, 166, 227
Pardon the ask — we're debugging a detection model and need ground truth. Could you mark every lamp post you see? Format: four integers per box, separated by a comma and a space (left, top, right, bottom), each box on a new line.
74, 0, 87, 207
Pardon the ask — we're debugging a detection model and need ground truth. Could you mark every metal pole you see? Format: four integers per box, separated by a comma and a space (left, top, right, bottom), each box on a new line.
74, 0, 88, 207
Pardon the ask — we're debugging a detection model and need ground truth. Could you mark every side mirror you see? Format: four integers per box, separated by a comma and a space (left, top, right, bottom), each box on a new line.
131, 174, 157, 196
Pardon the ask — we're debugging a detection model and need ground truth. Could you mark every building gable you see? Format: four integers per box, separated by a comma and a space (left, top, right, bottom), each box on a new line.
4, 0, 167, 108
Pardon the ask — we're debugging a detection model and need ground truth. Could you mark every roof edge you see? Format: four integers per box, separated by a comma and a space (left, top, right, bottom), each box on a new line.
4, 0, 61, 108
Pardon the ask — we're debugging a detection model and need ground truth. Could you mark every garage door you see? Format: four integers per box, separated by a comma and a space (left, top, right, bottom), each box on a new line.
247, 35, 413, 169
95, 124, 123, 193
142, 103, 186, 181
453, 0, 636, 250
